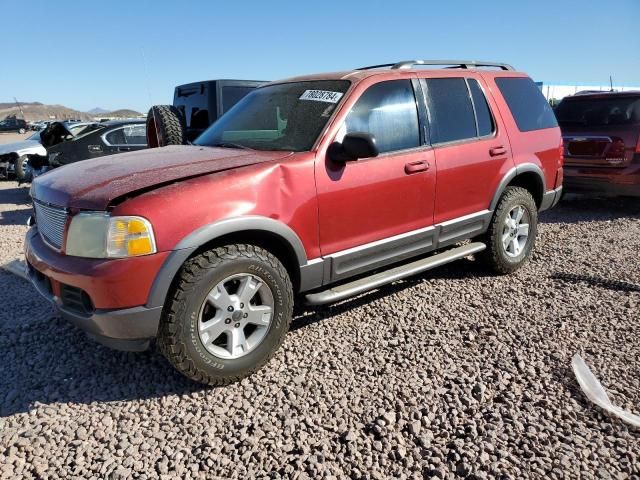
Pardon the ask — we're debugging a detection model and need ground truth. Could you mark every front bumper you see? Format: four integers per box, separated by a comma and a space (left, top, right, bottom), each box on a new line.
25, 227, 166, 351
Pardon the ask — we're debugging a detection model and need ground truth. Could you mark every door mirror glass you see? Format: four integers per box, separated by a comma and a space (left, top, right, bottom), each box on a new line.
328, 132, 379, 163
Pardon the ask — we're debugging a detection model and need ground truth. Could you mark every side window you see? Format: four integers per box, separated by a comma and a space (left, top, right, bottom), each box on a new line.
122, 124, 147, 145
468, 79, 495, 137
105, 125, 147, 145
495, 77, 558, 132
423, 78, 476, 144
343, 80, 420, 154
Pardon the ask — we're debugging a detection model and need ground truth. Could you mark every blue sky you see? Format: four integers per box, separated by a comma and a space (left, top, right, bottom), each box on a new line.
1, 0, 638, 113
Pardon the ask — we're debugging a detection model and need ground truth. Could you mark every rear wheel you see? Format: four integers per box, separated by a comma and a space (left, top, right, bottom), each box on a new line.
480, 186, 538, 274
158, 244, 293, 385
146, 105, 187, 148
18, 128, 25, 134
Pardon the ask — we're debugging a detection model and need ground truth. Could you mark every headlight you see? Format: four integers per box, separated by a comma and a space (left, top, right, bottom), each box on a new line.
65, 213, 157, 258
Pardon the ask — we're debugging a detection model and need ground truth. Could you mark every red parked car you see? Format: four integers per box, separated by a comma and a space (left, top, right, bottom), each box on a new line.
25, 60, 563, 385
557, 91, 640, 197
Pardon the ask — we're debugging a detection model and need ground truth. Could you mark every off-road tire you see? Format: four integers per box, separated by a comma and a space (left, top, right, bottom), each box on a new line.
15, 155, 30, 183
480, 186, 538, 274
158, 244, 294, 386
146, 105, 187, 148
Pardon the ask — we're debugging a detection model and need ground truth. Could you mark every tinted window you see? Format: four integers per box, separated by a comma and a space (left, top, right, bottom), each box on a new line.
495, 77, 558, 131
468, 79, 495, 136
555, 96, 640, 127
196, 80, 350, 152
424, 78, 476, 143
343, 80, 419, 153
222, 86, 257, 113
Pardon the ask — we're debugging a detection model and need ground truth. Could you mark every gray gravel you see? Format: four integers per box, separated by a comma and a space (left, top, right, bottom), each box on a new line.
1, 180, 639, 479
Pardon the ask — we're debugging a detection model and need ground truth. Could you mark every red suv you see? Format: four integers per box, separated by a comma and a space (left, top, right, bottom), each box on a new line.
25, 60, 563, 385
556, 91, 640, 197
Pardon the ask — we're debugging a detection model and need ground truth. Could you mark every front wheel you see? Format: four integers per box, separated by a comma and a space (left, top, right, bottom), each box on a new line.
480, 186, 538, 274
158, 244, 294, 385
15, 155, 32, 183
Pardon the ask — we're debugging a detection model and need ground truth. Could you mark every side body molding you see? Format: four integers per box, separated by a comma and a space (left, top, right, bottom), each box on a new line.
489, 162, 546, 212
146, 216, 311, 308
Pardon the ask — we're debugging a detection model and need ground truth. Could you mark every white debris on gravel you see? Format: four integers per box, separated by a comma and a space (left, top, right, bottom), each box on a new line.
0, 180, 639, 479
573, 354, 640, 429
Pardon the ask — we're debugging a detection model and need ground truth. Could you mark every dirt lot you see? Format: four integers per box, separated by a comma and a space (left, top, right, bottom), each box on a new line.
0, 132, 31, 145
0, 180, 639, 479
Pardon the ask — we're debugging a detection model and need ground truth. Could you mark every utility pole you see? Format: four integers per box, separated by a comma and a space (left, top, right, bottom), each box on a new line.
13, 97, 25, 119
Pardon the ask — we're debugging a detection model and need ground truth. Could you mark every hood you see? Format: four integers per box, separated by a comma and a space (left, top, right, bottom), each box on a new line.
0, 139, 43, 156
31, 145, 293, 210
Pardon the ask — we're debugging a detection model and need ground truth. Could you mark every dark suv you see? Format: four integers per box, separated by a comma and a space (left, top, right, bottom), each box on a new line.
25, 60, 563, 385
557, 91, 640, 197
0, 117, 28, 134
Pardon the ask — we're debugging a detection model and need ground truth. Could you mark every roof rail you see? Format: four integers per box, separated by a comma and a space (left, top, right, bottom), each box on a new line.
356, 60, 515, 71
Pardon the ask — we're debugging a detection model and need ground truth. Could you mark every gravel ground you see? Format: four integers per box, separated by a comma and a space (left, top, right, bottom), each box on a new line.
0, 180, 639, 479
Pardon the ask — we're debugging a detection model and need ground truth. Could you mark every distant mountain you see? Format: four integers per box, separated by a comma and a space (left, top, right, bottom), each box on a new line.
0, 102, 91, 122
87, 107, 109, 115
99, 109, 144, 118
0, 101, 43, 110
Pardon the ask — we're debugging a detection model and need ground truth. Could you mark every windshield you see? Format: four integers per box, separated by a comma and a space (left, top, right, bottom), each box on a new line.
28, 131, 42, 141
556, 96, 640, 127
195, 80, 351, 151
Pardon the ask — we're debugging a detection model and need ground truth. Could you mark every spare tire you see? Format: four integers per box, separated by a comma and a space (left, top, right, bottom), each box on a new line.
146, 105, 187, 148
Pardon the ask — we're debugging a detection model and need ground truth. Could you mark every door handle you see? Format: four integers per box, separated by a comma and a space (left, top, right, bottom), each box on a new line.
404, 160, 430, 174
489, 146, 507, 157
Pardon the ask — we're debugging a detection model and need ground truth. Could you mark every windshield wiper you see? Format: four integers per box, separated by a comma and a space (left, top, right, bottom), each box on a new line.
210, 142, 253, 150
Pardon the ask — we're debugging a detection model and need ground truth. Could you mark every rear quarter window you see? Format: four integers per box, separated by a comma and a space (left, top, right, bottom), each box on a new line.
495, 77, 558, 132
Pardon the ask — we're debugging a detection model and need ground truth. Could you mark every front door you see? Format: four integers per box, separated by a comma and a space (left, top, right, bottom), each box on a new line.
315, 79, 436, 282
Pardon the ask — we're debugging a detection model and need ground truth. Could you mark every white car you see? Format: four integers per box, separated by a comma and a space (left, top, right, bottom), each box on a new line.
0, 122, 93, 180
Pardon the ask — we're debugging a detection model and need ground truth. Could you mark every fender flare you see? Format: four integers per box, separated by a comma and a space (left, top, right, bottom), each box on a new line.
489, 163, 546, 211
145, 216, 308, 308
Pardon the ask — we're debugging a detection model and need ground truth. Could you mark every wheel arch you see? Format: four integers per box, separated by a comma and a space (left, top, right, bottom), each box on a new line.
490, 163, 546, 211
146, 216, 308, 308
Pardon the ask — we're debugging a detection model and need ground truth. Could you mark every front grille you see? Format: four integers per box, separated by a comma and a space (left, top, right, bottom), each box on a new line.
33, 200, 68, 249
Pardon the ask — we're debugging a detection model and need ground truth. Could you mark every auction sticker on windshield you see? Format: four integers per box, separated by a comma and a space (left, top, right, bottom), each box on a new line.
299, 90, 344, 103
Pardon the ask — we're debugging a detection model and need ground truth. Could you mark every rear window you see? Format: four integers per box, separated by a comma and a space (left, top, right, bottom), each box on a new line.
495, 77, 558, 131
555, 96, 640, 127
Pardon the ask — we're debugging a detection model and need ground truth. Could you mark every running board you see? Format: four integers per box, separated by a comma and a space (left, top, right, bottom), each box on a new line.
305, 242, 486, 305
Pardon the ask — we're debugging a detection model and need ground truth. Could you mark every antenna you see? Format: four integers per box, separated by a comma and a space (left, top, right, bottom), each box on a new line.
609, 75, 614, 92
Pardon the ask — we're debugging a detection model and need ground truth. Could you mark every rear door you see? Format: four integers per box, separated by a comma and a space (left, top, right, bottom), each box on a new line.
421, 75, 513, 224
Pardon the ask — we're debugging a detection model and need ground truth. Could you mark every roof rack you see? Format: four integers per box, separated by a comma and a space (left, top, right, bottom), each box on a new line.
356, 60, 515, 71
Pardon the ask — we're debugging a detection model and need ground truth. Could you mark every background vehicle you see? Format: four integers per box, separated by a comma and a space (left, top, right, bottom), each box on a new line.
147, 79, 265, 147
0, 117, 28, 134
25, 60, 562, 386
557, 91, 640, 197
0, 122, 92, 180
21, 120, 147, 182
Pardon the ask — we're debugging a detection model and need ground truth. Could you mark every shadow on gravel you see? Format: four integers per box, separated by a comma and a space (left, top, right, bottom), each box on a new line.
0, 184, 31, 206
291, 257, 487, 331
551, 272, 640, 293
0, 207, 31, 226
541, 194, 640, 225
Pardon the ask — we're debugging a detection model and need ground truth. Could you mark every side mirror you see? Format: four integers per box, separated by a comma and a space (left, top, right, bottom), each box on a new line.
328, 132, 379, 163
